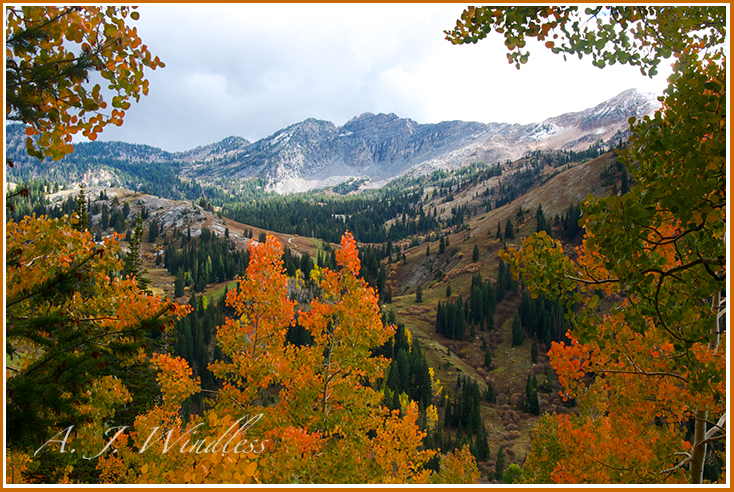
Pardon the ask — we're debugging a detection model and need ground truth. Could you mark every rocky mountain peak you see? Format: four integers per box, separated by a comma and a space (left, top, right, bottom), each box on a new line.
268, 118, 337, 149
174, 135, 251, 162
341, 112, 404, 133
546, 88, 661, 131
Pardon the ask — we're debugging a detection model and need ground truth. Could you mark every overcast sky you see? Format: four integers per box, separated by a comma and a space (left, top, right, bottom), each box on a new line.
92, 4, 673, 153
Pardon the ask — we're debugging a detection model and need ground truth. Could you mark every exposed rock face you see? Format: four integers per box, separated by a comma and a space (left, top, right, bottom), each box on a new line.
182, 88, 659, 191
5, 88, 661, 193
334, 113, 503, 179
175, 135, 251, 162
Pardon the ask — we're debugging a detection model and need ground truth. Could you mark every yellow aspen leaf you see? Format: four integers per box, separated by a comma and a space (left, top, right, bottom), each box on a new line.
244, 461, 257, 477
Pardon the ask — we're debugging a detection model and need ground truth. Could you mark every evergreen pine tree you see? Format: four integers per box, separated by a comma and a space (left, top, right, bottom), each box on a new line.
174, 267, 186, 297
384, 286, 392, 304
148, 219, 159, 243
435, 301, 445, 336
386, 361, 399, 392
525, 374, 540, 415
112, 210, 125, 234
101, 203, 109, 230
471, 284, 483, 325
496, 260, 506, 302
531, 336, 539, 363
396, 348, 411, 395
621, 167, 630, 194
476, 423, 490, 461
434, 423, 444, 455
465, 378, 481, 434
455, 423, 464, 450
472, 244, 480, 262
444, 302, 455, 339
536, 203, 550, 234
511, 312, 524, 347
74, 184, 88, 232
543, 320, 552, 349
470, 436, 478, 460
495, 445, 506, 481
123, 214, 150, 292
485, 380, 497, 403
454, 299, 466, 339
382, 388, 395, 410
519, 289, 532, 326
504, 218, 515, 239
505, 256, 516, 294
484, 281, 496, 317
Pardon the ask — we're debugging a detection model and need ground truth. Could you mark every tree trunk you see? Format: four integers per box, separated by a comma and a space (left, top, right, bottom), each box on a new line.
690, 407, 708, 483
689, 290, 722, 483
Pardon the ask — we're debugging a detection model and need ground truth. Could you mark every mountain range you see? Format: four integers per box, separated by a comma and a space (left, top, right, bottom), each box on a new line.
5, 88, 660, 193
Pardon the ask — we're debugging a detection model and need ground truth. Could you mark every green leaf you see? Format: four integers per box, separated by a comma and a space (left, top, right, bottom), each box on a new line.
588, 294, 599, 309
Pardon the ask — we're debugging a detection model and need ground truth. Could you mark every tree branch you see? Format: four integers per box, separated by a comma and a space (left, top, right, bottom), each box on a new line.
590, 366, 688, 383
640, 256, 725, 279
7, 247, 105, 308
564, 274, 619, 286
200, 389, 247, 412
660, 452, 692, 475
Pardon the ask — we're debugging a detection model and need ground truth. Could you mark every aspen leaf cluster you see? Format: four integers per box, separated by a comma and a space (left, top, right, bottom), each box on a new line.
6, 7, 164, 161
484, 7, 725, 484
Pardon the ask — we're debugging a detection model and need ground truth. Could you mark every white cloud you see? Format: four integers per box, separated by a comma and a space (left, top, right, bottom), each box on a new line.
91, 4, 672, 152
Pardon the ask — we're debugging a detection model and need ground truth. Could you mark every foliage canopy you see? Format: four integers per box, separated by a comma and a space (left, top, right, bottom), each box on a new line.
449, 5, 727, 484
5, 6, 164, 161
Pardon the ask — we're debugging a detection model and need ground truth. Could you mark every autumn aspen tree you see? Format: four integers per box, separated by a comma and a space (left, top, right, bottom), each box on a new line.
447, 6, 726, 484
5, 6, 180, 483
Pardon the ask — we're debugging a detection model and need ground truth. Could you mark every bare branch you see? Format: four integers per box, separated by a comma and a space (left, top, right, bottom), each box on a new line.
660, 452, 692, 474
704, 413, 726, 440
696, 434, 726, 448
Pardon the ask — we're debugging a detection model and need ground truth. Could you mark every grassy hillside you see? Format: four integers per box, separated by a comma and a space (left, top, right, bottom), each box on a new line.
383, 151, 620, 471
